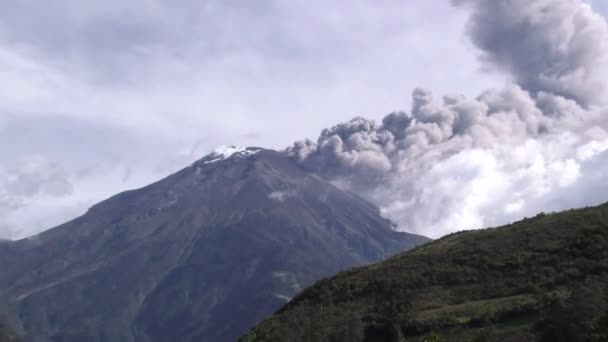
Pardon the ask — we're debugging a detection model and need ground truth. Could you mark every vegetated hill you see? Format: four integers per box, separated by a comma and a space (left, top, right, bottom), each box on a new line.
0, 147, 429, 342
0, 322, 20, 342
242, 203, 608, 342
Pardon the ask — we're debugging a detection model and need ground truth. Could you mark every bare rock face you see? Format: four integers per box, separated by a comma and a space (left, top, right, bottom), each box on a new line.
0, 148, 428, 342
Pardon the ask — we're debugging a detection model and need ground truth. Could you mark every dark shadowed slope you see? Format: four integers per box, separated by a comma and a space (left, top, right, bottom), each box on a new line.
0, 148, 428, 342
242, 203, 608, 342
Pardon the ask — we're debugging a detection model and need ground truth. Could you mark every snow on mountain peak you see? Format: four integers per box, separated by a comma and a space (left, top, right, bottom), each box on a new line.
200, 146, 262, 165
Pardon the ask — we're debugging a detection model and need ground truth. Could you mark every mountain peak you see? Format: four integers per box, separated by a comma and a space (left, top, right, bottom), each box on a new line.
196, 145, 264, 165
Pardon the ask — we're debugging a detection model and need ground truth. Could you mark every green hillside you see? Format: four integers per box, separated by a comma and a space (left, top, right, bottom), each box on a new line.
0, 323, 19, 342
242, 203, 608, 341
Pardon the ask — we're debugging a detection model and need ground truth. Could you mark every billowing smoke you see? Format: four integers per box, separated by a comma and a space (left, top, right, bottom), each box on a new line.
454, 0, 608, 107
288, 0, 608, 238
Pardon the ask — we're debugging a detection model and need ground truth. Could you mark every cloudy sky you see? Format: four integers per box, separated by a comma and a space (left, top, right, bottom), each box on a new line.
1, 0, 608, 239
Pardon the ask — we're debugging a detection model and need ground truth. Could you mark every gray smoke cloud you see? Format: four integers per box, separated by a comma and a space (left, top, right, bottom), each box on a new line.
288, 0, 608, 238
454, 0, 608, 106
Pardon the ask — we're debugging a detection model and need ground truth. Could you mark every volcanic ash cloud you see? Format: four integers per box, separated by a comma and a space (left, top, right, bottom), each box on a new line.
288, 0, 608, 238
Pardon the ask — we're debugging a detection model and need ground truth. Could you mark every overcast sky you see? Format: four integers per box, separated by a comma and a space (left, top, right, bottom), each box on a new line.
1, 1, 607, 239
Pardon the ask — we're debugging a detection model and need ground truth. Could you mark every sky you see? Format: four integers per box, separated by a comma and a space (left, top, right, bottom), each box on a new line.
1, 0, 607, 239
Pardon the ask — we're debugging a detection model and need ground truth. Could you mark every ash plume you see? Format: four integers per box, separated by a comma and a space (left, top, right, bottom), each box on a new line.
288, 0, 608, 238
454, 0, 608, 107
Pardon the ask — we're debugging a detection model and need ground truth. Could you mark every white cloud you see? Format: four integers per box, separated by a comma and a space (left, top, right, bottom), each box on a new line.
269, 190, 295, 202
379, 134, 607, 238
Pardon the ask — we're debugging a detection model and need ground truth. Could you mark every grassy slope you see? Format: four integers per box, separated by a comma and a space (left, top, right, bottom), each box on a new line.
242, 203, 608, 342
0, 323, 20, 342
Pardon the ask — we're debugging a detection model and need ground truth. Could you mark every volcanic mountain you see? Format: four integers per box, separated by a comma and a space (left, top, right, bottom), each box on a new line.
0, 147, 428, 342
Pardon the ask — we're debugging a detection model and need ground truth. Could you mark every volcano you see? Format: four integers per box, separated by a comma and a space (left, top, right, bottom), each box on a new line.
0, 147, 428, 342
